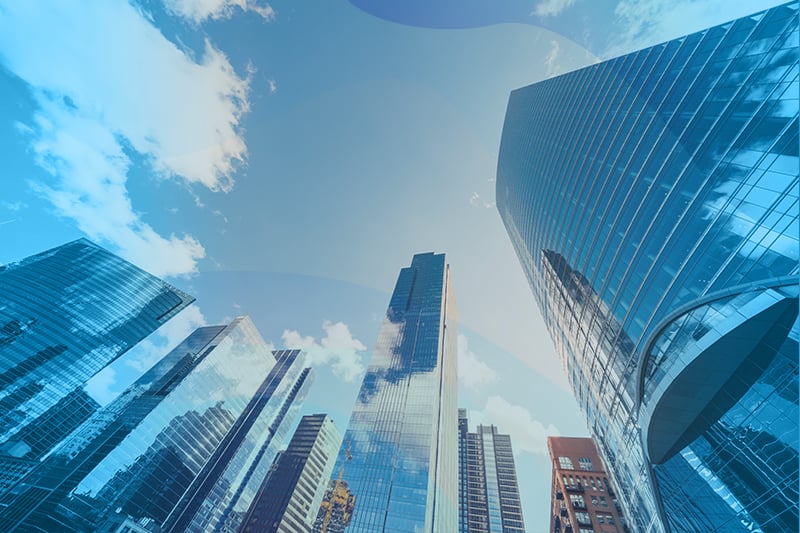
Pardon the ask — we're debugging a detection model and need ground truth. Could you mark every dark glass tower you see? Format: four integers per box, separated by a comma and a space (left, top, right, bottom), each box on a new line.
0, 239, 193, 488
241, 414, 342, 532
331, 252, 458, 532
458, 409, 526, 533
0, 317, 312, 532
497, 3, 798, 532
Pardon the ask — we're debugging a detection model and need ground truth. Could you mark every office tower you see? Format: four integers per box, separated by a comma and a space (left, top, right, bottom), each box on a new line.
497, 3, 798, 532
0, 317, 312, 532
458, 409, 525, 533
548, 437, 627, 533
329, 252, 458, 532
241, 414, 342, 532
0, 239, 193, 489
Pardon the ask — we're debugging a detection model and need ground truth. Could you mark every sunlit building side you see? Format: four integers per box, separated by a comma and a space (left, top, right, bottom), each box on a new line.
241, 413, 341, 532
458, 409, 526, 533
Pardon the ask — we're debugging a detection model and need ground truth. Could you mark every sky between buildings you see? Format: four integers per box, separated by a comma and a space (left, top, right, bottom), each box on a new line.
0, 0, 786, 526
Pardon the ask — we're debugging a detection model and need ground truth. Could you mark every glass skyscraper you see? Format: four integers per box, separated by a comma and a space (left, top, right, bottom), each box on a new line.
497, 3, 798, 532
331, 252, 458, 532
458, 409, 525, 533
0, 239, 193, 489
0, 317, 312, 532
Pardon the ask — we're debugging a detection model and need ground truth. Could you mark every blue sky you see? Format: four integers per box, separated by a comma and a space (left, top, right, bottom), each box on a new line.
0, 0, 787, 526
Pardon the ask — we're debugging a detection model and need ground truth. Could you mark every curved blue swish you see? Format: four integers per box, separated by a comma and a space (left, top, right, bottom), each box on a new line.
346, 0, 609, 55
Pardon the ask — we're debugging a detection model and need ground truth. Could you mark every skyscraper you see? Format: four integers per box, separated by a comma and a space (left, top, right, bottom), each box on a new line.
0, 317, 312, 532
241, 414, 342, 532
458, 409, 525, 533
547, 436, 627, 533
0, 239, 193, 490
497, 3, 798, 532
330, 252, 458, 532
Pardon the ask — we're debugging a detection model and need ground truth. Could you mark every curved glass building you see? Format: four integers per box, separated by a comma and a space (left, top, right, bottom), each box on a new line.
497, 3, 798, 532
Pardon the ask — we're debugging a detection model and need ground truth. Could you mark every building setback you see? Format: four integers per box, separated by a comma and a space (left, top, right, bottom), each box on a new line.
497, 3, 798, 532
548, 437, 626, 533
458, 409, 525, 533
241, 414, 342, 532
328, 252, 458, 532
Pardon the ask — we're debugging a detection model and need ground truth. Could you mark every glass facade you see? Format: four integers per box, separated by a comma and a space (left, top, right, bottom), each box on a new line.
0, 238, 194, 463
497, 3, 798, 532
0, 317, 312, 532
459, 410, 526, 533
331, 252, 458, 532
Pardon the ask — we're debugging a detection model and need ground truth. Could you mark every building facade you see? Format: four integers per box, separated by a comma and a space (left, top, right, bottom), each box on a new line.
497, 3, 798, 532
458, 409, 526, 533
0, 317, 312, 532
548, 437, 627, 533
330, 252, 458, 532
241, 414, 342, 532
0, 239, 193, 468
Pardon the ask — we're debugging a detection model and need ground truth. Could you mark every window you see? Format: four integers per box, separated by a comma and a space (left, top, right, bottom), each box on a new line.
578, 457, 594, 470
570, 494, 586, 508
559, 456, 574, 469
591, 495, 599, 507
575, 512, 592, 525
600, 496, 608, 507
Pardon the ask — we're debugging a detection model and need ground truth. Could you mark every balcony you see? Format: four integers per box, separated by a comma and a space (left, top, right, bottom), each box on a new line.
565, 483, 584, 493
572, 501, 586, 510
556, 491, 564, 500
560, 505, 568, 517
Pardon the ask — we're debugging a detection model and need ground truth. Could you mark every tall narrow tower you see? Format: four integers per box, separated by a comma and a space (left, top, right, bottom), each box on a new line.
458, 409, 526, 533
331, 252, 458, 532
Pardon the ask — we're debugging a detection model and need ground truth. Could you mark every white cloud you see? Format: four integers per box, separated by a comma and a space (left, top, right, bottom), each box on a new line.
2, 201, 26, 211
282, 321, 367, 382
545, 40, 561, 77
0, 1, 251, 276
163, 0, 276, 23
609, 0, 786, 58
533, 0, 577, 17
471, 396, 560, 456
458, 334, 498, 388
268, 78, 278, 94
470, 192, 480, 206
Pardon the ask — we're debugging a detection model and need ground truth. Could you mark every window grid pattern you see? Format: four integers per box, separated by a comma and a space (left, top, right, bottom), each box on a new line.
329, 253, 458, 532
498, 4, 799, 532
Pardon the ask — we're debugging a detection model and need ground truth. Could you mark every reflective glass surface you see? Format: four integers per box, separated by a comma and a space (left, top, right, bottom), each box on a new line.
497, 3, 799, 531
331, 253, 458, 532
0, 317, 311, 532
0, 239, 194, 463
